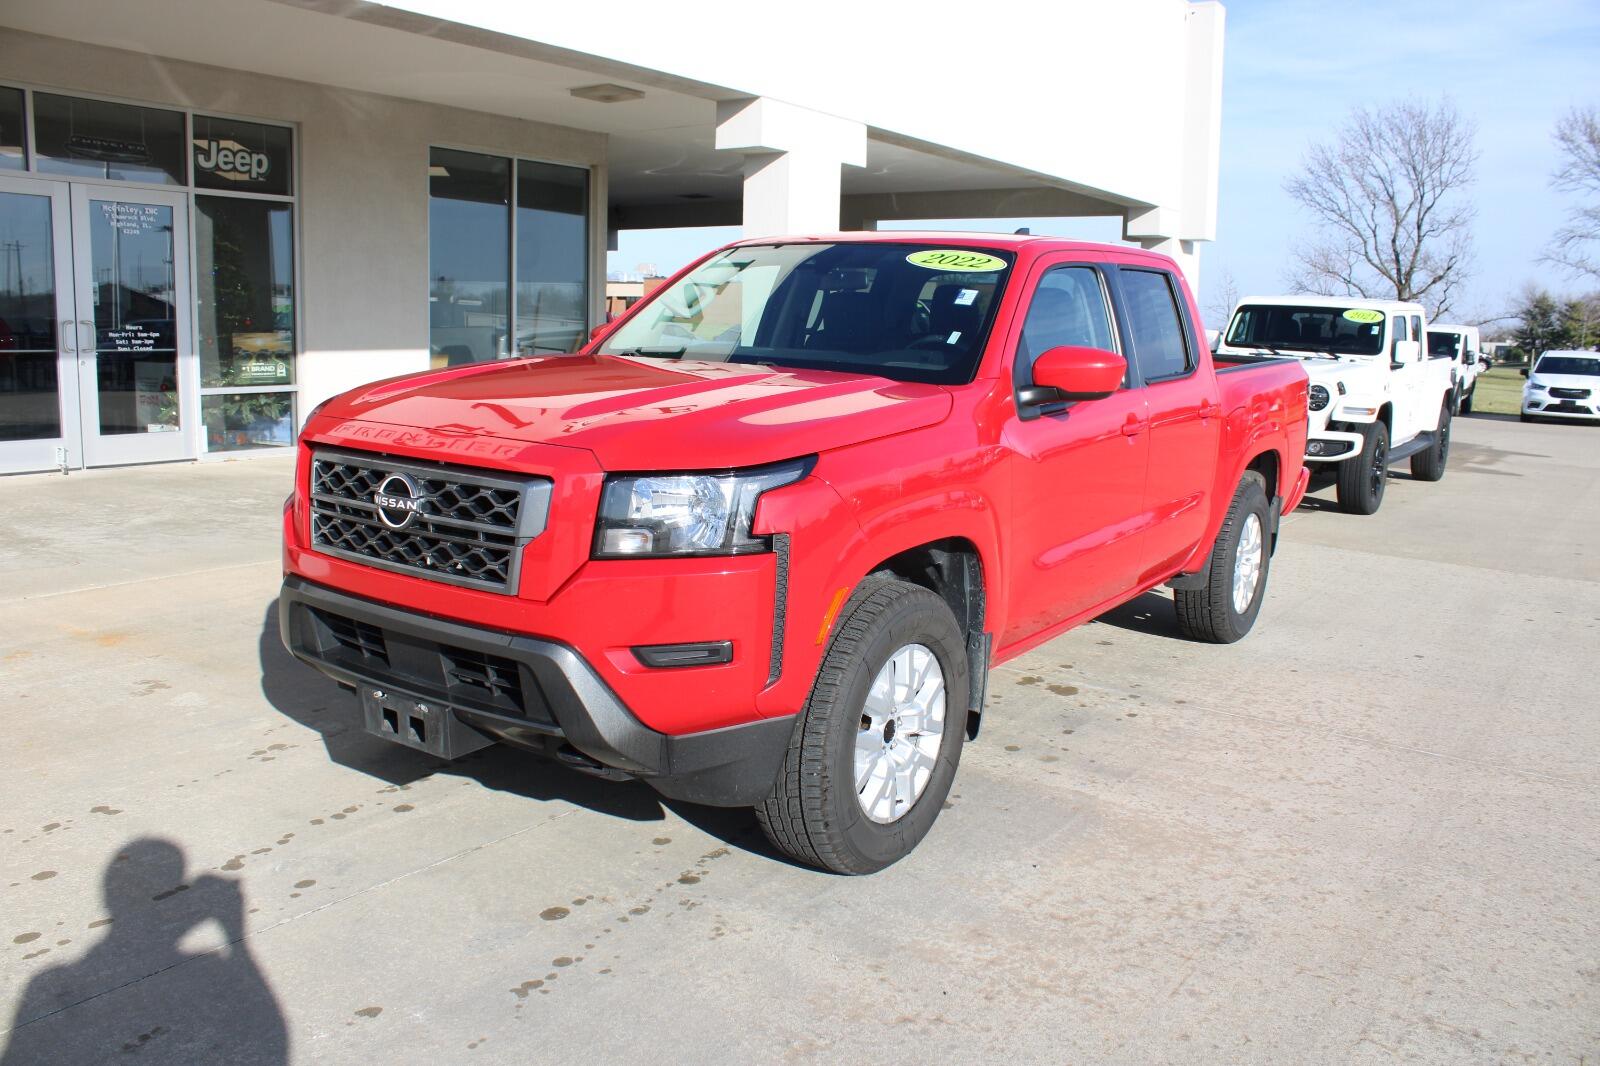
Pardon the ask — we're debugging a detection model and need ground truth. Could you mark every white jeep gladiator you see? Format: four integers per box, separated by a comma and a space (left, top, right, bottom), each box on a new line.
1217, 296, 1456, 515
1428, 323, 1487, 413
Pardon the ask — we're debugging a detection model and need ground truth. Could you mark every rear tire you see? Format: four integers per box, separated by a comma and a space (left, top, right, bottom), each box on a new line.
1519, 412, 1534, 424
757, 578, 968, 874
1174, 471, 1272, 644
1460, 386, 1474, 414
1410, 401, 1451, 482
1336, 421, 1388, 515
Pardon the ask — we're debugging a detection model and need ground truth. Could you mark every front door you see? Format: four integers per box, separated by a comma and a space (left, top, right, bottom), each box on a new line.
0, 178, 77, 473
70, 184, 191, 467
0, 180, 192, 474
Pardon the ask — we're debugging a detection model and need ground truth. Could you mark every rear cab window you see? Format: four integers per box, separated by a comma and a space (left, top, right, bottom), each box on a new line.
1119, 268, 1193, 381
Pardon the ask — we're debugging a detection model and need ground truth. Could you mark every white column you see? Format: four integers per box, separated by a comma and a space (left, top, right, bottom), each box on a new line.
1124, 206, 1201, 290
715, 98, 867, 237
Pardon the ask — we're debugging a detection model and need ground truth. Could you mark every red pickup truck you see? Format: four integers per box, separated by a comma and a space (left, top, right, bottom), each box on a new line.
280, 233, 1308, 873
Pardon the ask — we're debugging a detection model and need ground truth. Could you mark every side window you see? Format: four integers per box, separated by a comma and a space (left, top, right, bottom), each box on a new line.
1015, 266, 1117, 386
1410, 315, 1422, 345
1120, 269, 1192, 380
1391, 316, 1409, 355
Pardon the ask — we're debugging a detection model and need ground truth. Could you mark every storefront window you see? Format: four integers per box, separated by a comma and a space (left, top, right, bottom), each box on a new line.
429, 148, 510, 368
192, 115, 293, 196
428, 148, 590, 366
196, 196, 295, 389
33, 93, 186, 185
202, 392, 294, 452
516, 160, 588, 355
0, 87, 24, 170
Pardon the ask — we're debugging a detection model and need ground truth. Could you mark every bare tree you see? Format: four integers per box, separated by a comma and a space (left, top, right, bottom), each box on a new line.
1545, 105, 1600, 283
1284, 100, 1478, 318
1203, 266, 1240, 329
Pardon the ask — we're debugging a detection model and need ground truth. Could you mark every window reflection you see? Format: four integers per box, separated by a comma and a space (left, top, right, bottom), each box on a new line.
88, 199, 179, 435
429, 148, 510, 368
0, 86, 24, 170
516, 160, 588, 356
196, 196, 295, 388
34, 93, 186, 185
0, 190, 60, 441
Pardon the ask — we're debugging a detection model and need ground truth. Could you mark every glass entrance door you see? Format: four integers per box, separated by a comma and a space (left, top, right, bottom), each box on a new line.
69, 184, 192, 467
0, 178, 77, 474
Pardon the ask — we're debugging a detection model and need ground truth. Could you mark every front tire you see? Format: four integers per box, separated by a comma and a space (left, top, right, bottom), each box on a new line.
1411, 401, 1451, 481
1174, 471, 1272, 644
1460, 385, 1474, 414
757, 578, 968, 874
1336, 421, 1388, 515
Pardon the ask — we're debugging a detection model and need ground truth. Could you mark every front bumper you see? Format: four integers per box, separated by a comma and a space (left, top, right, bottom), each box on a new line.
278, 576, 795, 807
1523, 394, 1600, 420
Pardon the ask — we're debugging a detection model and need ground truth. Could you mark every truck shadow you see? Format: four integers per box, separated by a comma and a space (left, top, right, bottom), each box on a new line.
1091, 591, 1186, 640
256, 602, 791, 865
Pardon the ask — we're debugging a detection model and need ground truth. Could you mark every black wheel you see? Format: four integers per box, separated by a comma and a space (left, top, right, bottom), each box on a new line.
1519, 413, 1534, 424
1460, 385, 1474, 414
757, 578, 968, 874
1411, 402, 1451, 481
1174, 471, 1272, 644
1336, 421, 1388, 515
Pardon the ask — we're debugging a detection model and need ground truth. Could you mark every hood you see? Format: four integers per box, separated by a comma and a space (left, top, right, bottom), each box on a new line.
318, 355, 954, 470
1528, 373, 1600, 391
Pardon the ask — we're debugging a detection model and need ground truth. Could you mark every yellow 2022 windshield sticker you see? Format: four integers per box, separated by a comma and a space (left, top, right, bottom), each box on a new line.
1342, 308, 1384, 323
906, 249, 1007, 272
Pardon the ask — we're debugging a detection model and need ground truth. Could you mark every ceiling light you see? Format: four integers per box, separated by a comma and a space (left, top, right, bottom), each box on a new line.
569, 83, 645, 104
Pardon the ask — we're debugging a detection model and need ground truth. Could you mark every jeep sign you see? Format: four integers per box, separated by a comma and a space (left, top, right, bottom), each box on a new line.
195, 139, 270, 183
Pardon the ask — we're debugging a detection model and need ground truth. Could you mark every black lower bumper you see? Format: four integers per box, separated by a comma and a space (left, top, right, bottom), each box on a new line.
278, 576, 795, 807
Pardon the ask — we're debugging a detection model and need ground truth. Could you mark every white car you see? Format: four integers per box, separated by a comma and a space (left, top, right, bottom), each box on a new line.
1217, 296, 1457, 515
1521, 350, 1600, 423
1428, 323, 1488, 413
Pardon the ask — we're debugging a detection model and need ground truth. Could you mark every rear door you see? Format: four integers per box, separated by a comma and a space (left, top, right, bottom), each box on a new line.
999, 257, 1149, 647
1111, 265, 1221, 578
1388, 314, 1427, 443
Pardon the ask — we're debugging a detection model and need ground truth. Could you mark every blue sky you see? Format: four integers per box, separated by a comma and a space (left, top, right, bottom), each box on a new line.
608, 0, 1600, 326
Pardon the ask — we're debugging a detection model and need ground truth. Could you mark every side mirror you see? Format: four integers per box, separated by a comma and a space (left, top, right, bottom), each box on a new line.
1520, 367, 1529, 378
589, 322, 614, 343
1029, 345, 1126, 402
1390, 339, 1420, 367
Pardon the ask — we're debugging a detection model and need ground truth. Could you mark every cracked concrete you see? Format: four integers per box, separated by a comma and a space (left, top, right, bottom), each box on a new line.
1, 414, 1597, 1064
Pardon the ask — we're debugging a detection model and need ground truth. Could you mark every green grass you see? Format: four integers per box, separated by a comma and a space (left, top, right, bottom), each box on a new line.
1469, 366, 1525, 417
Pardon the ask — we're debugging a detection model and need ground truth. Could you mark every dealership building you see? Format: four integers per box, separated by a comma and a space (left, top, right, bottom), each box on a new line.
0, 0, 1224, 475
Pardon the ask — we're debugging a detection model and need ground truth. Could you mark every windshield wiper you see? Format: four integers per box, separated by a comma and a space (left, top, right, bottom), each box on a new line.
607, 345, 687, 359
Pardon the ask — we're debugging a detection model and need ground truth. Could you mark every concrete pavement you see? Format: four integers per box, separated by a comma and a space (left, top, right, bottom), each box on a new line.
1, 414, 1597, 1064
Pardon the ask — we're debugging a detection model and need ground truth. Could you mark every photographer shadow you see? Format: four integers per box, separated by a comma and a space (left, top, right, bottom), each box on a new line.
1, 838, 287, 1066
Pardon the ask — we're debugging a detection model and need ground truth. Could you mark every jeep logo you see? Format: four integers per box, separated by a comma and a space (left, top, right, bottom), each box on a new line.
194, 139, 270, 182
374, 472, 423, 530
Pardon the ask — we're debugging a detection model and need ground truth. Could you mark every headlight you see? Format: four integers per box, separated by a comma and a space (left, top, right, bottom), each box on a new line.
1308, 384, 1330, 411
593, 459, 812, 558
1526, 381, 1546, 392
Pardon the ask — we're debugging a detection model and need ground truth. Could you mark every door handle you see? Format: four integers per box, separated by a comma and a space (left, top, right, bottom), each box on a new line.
1121, 416, 1148, 438
60, 319, 76, 355
77, 320, 95, 353
1199, 402, 1220, 420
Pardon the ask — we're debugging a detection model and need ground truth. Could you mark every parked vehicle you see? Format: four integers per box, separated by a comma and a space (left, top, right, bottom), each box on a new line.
1521, 350, 1600, 422
1217, 296, 1456, 515
279, 233, 1309, 873
1428, 323, 1486, 413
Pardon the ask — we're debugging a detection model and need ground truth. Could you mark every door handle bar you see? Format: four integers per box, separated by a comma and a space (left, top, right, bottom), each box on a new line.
60, 319, 76, 355
77, 319, 94, 353
1121, 417, 1148, 438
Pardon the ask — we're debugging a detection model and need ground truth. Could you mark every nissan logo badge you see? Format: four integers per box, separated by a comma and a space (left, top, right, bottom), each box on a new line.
373, 472, 423, 529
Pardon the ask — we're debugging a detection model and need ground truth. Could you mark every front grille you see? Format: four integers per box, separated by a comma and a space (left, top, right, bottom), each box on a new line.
1550, 387, 1592, 399
309, 449, 552, 594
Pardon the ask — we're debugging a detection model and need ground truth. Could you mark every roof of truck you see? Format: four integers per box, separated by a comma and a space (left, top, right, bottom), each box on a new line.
727, 230, 1157, 259
1237, 294, 1425, 314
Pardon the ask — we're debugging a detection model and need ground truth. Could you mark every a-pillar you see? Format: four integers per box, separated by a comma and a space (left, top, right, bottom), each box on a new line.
715, 97, 867, 236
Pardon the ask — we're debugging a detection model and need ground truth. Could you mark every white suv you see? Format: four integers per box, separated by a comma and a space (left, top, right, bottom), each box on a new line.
1428, 323, 1487, 413
1521, 350, 1600, 422
1218, 296, 1457, 515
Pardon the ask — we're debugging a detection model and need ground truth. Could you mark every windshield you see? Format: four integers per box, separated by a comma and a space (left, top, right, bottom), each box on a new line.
1428, 331, 1463, 358
598, 242, 1015, 384
1535, 354, 1600, 377
1226, 304, 1386, 357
